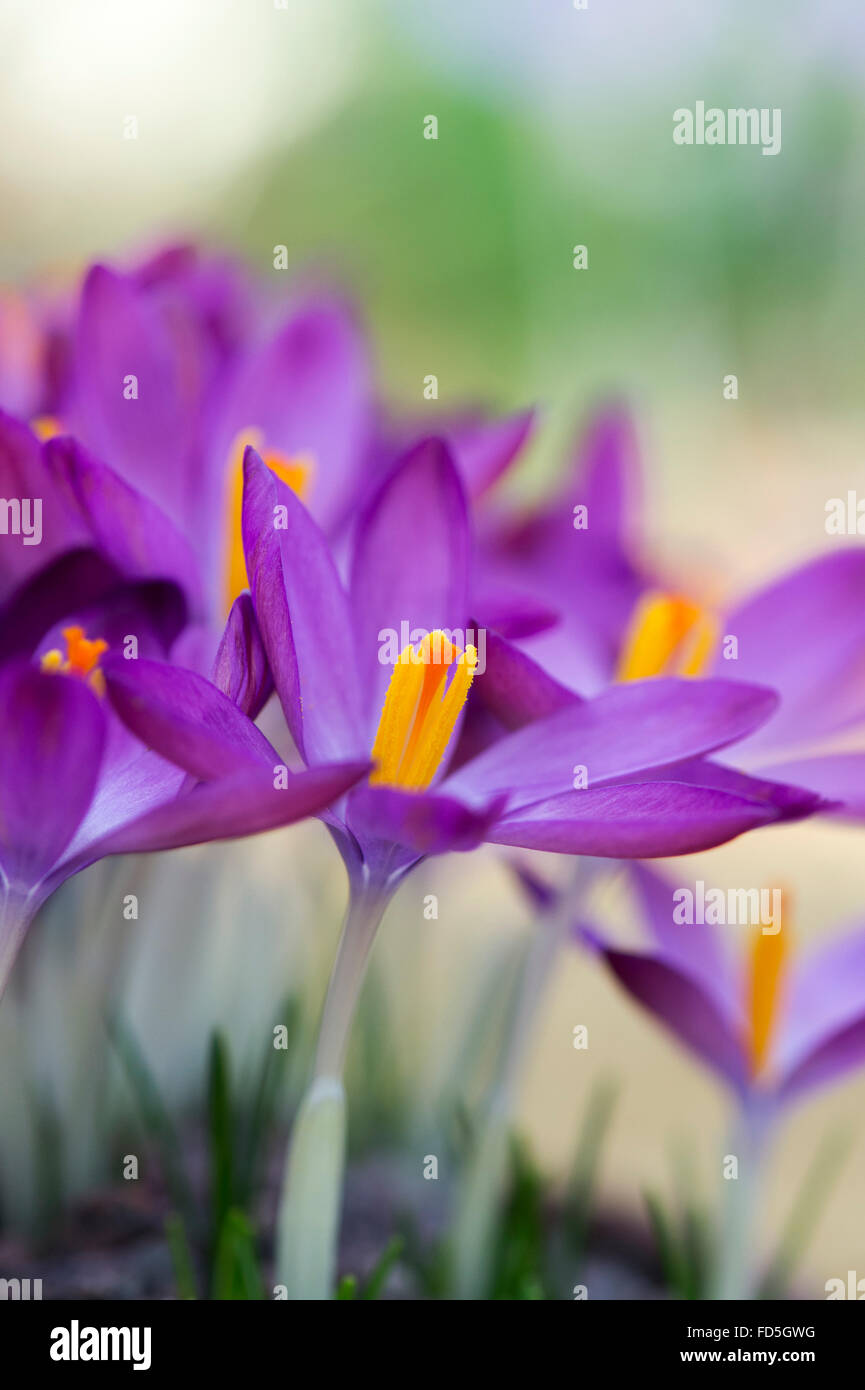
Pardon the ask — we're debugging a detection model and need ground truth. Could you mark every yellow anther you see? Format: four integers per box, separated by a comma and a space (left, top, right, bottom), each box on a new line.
31, 415, 64, 441
370, 631, 478, 790
616, 591, 717, 681
225, 427, 312, 612
40, 625, 107, 695
747, 907, 789, 1079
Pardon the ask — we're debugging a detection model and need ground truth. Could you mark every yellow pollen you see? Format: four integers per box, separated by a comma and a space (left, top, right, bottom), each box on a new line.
370, 631, 478, 790
746, 906, 789, 1080
30, 414, 64, 441
616, 591, 716, 681
40, 625, 108, 696
225, 427, 312, 612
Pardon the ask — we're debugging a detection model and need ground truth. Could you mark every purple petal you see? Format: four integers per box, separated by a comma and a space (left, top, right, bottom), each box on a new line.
446, 408, 534, 498
70, 266, 198, 526
774, 923, 865, 1093
104, 655, 277, 780
349, 438, 470, 735
486, 780, 782, 857
471, 626, 579, 730
43, 435, 202, 614
778, 1016, 865, 1105
0, 411, 86, 595
750, 753, 865, 818
0, 663, 105, 890
211, 593, 273, 719
347, 784, 505, 857
711, 550, 865, 753
242, 449, 364, 763
628, 863, 735, 1018
87, 761, 371, 858
580, 927, 746, 1088
448, 677, 778, 811
210, 296, 372, 533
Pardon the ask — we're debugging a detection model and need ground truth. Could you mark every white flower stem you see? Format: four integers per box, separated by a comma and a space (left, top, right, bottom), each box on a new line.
713, 1099, 771, 1300
275, 876, 390, 1300
453, 859, 602, 1299
0, 890, 33, 1001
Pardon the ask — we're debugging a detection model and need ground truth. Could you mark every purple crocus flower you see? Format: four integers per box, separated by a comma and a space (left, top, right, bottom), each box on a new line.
0, 590, 368, 1001
582, 863, 865, 1296
34, 248, 534, 653
477, 404, 865, 820
107, 429, 820, 1298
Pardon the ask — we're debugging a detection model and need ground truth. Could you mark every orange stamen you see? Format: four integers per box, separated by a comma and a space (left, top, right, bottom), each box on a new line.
616, 591, 717, 681
370, 631, 478, 790
224, 427, 312, 612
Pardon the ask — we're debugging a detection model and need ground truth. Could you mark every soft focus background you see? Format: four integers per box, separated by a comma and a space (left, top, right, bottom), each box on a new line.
1, 0, 864, 1292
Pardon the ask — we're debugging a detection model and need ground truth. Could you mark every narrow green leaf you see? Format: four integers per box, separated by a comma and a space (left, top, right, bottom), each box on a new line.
166, 1212, 199, 1300
361, 1234, 405, 1300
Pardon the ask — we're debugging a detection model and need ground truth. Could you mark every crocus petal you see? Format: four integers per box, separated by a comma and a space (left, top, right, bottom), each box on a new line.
0, 410, 85, 595
43, 436, 202, 614
711, 550, 865, 753
486, 780, 782, 858
0, 549, 128, 660
104, 655, 277, 780
750, 753, 865, 818
470, 589, 560, 641
774, 923, 865, 1090
580, 927, 747, 1088
242, 449, 364, 763
347, 784, 505, 857
211, 592, 273, 719
0, 663, 105, 890
478, 403, 644, 693
447, 677, 778, 812
211, 296, 372, 533
628, 863, 736, 1019
471, 626, 579, 731
630, 756, 825, 821
446, 408, 534, 498
83, 761, 371, 859
778, 1016, 865, 1105
350, 437, 470, 734
71, 266, 198, 525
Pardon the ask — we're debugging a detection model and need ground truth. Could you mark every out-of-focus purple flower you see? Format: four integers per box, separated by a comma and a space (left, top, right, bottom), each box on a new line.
29, 247, 534, 648
475, 403, 647, 677
0, 409, 196, 665
583, 863, 865, 1112
479, 405, 865, 819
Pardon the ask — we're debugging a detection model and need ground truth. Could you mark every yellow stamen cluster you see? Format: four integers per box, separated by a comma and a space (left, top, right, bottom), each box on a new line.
747, 912, 788, 1079
616, 591, 717, 681
225, 426, 313, 612
30, 415, 64, 441
40, 625, 108, 696
370, 631, 478, 790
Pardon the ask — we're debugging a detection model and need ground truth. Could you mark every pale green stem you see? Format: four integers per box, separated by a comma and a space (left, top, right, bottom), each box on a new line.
0, 889, 34, 1002
713, 1099, 772, 1300
275, 875, 390, 1300
453, 859, 602, 1300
